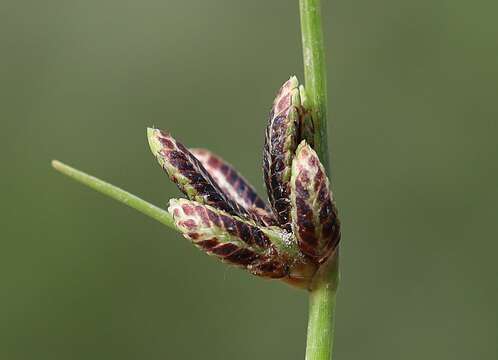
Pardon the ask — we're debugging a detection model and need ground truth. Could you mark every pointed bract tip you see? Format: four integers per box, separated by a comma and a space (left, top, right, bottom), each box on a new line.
167, 198, 183, 212
147, 127, 164, 157
51, 159, 62, 170
277, 76, 299, 97
286, 75, 299, 91
296, 139, 312, 155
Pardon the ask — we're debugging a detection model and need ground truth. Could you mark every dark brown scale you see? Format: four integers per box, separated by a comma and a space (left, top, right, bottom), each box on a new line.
195, 205, 210, 226
220, 214, 236, 231
316, 185, 329, 205
295, 196, 318, 247
252, 229, 272, 249
247, 191, 266, 209
298, 242, 315, 258
211, 243, 239, 256
197, 239, 218, 250
169, 152, 191, 172
207, 208, 222, 227
321, 219, 335, 239
237, 223, 252, 245
313, 168, 324, 191
263, 109, 297, 230
158, 137, 175, 149
248, 208, 277, 227
175, 141, 191, 155
318, 198, 332, 220
251, 260, 288, 278
225, 249, 259, 266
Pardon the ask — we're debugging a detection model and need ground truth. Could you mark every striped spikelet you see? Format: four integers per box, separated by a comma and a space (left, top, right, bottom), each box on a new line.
263, 76, 302, 231
169, 199, 298, 279
290, 141, 340, 262
148, 128, 250, 218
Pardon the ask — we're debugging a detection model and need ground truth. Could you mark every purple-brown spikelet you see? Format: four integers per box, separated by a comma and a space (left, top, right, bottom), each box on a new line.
190, 148, 276, 226
290, 141, 340, 263
148, 128, 251, 219
264, 76, 302, 231
168, 198, 290, 278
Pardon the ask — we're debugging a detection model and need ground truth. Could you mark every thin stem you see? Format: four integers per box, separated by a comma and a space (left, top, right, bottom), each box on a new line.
299, 0, 340, 359
51, 160, 175, 230
305, 253, 339, 360
300, 0, 330, 174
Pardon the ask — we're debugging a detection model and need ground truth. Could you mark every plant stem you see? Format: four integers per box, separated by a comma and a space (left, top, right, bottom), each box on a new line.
299, 0, 340, 359
305, 253, 339, 360
300, 0, 330, 174
51, 160, 175, 230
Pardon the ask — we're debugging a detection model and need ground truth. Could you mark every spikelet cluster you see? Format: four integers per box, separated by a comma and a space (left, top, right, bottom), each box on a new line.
148, 76, 340, 288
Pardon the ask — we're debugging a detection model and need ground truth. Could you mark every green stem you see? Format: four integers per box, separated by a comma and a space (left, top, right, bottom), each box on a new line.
300, 0, 330, 174
305, 253, 339, 360
299, 0, 339, 359
51, 160, 175, 230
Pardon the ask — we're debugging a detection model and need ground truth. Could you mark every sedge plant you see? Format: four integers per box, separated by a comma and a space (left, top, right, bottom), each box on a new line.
52, 0, 339, 358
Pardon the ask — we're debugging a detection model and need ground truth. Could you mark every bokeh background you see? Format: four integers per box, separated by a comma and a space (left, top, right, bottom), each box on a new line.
1, 0, 497, 359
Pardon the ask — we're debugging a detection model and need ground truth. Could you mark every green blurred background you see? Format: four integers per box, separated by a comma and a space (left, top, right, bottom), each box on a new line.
1, 0, 497, 359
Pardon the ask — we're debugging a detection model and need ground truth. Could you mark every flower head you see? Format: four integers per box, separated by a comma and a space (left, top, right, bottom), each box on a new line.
148, 76, 340, 288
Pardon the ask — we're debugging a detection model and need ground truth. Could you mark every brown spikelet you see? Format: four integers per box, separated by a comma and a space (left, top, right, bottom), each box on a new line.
263, 76, 302, 231
168, 198, 291, 278
148, 128, 251, 219
290, 141, 340, 263
190, 148, 276, 226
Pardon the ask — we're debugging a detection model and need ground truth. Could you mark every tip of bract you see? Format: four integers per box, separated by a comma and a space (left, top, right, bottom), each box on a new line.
296, 139, 312, 155
51, 159, 62, 170
277, 76, 299, 96
147, 127, 164, 157
284, 75, 299, 93
288, 75, 299, 85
